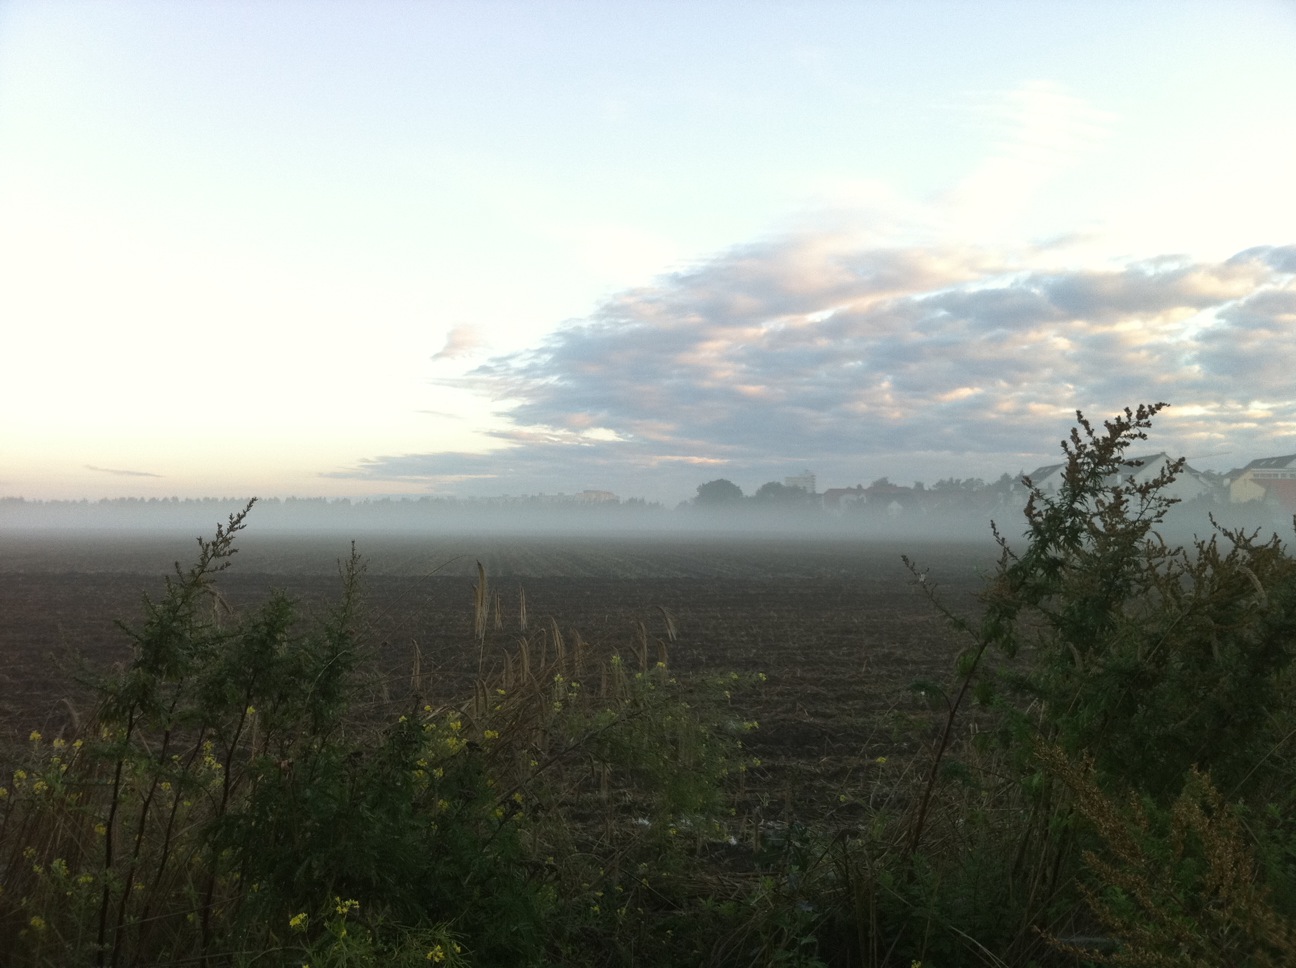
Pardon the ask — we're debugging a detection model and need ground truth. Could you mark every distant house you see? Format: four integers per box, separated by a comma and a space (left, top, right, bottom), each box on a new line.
1121, 453, 1212, 503
821, 486, 866, 513
579, 490, 619, 504
784, 470, 816, 494
1023, 462, 1067, 494
1023, 453, 1212, 503
1228, 454, 1296, 510
863, 481, 918, 516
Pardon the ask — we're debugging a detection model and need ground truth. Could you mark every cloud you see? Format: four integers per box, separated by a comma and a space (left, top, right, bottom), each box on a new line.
431, 325, 483, 360
85, 465, 163, 478
943, 81, 1116, 235
1037, 257, 1267, 321
338, 236, 1296, 499
1191, 286, 1296, 396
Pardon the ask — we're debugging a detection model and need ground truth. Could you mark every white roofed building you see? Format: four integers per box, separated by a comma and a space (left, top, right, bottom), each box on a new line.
1024, 453, 1212, 503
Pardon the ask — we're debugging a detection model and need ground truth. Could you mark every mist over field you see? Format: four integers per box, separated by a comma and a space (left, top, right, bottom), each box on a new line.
1, 490, 1288, 573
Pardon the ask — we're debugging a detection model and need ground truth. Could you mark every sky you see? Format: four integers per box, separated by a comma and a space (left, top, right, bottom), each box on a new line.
2, 1, 1295, 506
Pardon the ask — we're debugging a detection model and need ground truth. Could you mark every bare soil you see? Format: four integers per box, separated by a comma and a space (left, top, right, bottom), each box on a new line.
0, 530, 1001, 821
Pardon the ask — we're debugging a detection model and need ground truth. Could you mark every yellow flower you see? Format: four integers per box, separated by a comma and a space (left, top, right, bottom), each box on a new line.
483, 729, 499, 740
289, 912, 309, 932
334, 897, 360, 916
29, 916, 46, 931
28, 730, 42, 744
426, 945, 446, 962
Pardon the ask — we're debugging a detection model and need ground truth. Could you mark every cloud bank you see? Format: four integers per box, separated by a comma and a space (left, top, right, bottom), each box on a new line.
340, 238, 1296, 501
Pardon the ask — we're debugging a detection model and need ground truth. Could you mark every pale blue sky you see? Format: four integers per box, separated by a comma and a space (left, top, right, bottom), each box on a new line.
2, 1, 1294, 502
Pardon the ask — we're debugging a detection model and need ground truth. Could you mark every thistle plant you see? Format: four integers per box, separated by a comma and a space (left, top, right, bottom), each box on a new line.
895, 403, 1296, 964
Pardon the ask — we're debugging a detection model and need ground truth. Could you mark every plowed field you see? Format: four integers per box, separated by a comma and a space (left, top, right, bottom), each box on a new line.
0, 530, 1000, 819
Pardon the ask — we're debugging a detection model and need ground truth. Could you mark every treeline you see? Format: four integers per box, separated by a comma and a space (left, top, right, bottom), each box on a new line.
691, 473, 1030, 514
1, 470, 1270, 537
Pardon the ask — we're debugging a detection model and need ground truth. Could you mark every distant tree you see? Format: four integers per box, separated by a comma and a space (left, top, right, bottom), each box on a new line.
753, 481, 813, 507
868, 476, 892, 489
694, 479, 744, 507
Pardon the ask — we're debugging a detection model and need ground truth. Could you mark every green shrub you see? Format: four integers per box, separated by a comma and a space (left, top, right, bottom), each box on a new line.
983, 406, 1296, 803
0, 502, 757, 967
888, 403, 1296, 965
